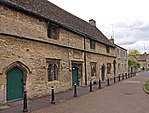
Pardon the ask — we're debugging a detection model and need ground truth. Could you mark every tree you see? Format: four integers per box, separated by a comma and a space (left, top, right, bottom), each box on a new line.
128, 49, 140, 56
128, 59, 140, 67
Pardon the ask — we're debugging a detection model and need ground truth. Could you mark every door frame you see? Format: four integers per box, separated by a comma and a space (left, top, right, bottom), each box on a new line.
4, 61, 30, 102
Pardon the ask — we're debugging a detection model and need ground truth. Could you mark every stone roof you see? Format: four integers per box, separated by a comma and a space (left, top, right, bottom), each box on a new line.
1, 0, 115, 47
128, 53, 149, 62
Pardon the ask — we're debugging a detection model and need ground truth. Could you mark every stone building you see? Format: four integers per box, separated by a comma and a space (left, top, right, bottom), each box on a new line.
128, 52, 149, 71
0, 0, 116, 103
109, 38, 128, 77
115, 45, 128, 76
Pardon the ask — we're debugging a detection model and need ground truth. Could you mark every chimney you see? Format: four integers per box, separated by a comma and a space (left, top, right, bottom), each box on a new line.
89, 19, 96, 26
144, 52, 147, 55
109, 36, 114, 44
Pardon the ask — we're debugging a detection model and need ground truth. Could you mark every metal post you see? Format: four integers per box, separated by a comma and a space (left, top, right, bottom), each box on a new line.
90, 80, 92, 92
125, 73, 127, 79
107, 78, 110, 86
51, 87, 55, 104
114, 76, 116, 83
74, 84, 77, 97
119, 74, 120, 82
99, 78, 101, 89
23, 91, 28, 112
122, 74, 124, 80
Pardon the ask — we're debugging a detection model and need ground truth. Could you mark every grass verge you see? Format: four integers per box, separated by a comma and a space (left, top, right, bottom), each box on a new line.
144, 80, 149, 94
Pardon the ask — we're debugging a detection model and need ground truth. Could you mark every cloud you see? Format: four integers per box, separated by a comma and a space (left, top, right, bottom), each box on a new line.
115, 36, 137, 45
101, 20, 149, 53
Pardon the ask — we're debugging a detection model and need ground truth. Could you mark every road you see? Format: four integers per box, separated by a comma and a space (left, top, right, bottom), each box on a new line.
32, 71, 149, 113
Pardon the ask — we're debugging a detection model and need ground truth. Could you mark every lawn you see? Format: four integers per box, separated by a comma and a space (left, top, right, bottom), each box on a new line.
144, 80, 149, 93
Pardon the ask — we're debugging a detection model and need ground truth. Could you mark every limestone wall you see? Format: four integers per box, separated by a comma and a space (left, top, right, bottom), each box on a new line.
116, 47, 128, 76
0, 4, 116, 103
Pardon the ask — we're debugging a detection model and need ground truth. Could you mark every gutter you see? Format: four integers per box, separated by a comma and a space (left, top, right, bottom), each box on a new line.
0, 1, 115, 48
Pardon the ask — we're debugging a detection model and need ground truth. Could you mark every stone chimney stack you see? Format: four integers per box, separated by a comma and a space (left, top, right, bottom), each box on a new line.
109, 36, 114, 44
89, 19, 96, 26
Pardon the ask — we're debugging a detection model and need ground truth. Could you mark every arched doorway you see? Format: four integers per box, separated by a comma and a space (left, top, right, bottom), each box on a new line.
101, 64, 105, 81
72, 66, 79, 86
7, 67, 24, 102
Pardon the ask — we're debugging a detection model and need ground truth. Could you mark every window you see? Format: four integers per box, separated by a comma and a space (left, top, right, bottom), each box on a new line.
122, 64, 124, 73
47, 61, 59, 82
106, 46, 110, 53
90, 39, 95, 49
117, 48, 120, 55
53, 64, 58, 80
125, 64, 127, 72
90, 62, 96, 76
47, 26, 59, 39
107, 63, 111, 74
48, 64, 52, 81
118, 63, 120, 73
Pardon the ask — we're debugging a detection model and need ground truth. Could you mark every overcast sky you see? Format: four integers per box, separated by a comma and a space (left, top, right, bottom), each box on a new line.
49, 0, 149, 53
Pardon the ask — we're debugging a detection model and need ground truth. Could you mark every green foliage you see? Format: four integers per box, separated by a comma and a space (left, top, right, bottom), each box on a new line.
128, 59, 140, 67
144, 80, 149, 93
128, 49, 140, 56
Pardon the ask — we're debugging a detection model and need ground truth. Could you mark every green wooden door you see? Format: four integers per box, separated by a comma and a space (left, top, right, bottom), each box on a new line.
72, 66, 78, 86
102, 64, 105, 81
7, 67, 24, 102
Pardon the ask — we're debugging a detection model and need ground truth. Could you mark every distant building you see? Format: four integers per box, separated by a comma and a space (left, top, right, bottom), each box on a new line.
109, 38, 128, 77
128, 52, 149, 71
115, 45, 128, 76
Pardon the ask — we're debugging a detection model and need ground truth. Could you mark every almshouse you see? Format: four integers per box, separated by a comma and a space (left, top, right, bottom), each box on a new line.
0, 0, 118, 103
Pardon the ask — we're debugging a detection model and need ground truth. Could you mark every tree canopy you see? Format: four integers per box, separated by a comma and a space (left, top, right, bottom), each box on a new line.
128, 49, 140, 56
128, 59, 140, 67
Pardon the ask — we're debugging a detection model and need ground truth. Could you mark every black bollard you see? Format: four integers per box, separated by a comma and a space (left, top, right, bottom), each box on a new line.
107, 78, 110, 86
74, 84, 77, 97
119, 75, 120, 82
23, 91, 28, 112
122, 74, 124, 80
125, 73, 127, 79
99, 78, 101, 89
114, 76, 116, 83
51, 87, 55, 104
90, 81, 92, 92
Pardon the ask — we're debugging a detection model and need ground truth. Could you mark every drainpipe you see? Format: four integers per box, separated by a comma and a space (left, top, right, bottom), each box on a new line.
84, 36, 87, 85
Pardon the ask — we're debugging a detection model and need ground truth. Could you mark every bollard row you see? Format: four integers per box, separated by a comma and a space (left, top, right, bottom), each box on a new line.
21, 73, 135, 113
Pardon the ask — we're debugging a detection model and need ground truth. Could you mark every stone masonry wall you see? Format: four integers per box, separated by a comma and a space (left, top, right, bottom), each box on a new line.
0, 5, 116, 103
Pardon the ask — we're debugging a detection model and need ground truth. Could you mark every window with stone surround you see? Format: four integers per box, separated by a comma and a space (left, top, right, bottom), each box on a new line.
47, 59, 60, 82
118, 63, 120, 73
117, 48, 120, 55
47, 24, 59, 39
107, 63, 111, 74
90, 39, 95, 49
90, 62, 96, 76
106, 46, 110, 53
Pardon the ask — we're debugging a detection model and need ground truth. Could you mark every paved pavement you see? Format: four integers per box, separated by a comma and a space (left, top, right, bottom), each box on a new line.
0, 76, 113, 113
1, 72, 149, 113
33, 72, 149, 113
138, 71, 149, 76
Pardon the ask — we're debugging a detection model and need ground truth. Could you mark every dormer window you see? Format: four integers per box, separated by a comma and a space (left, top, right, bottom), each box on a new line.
90, 39, 95, 49
47, 25, 59, 39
